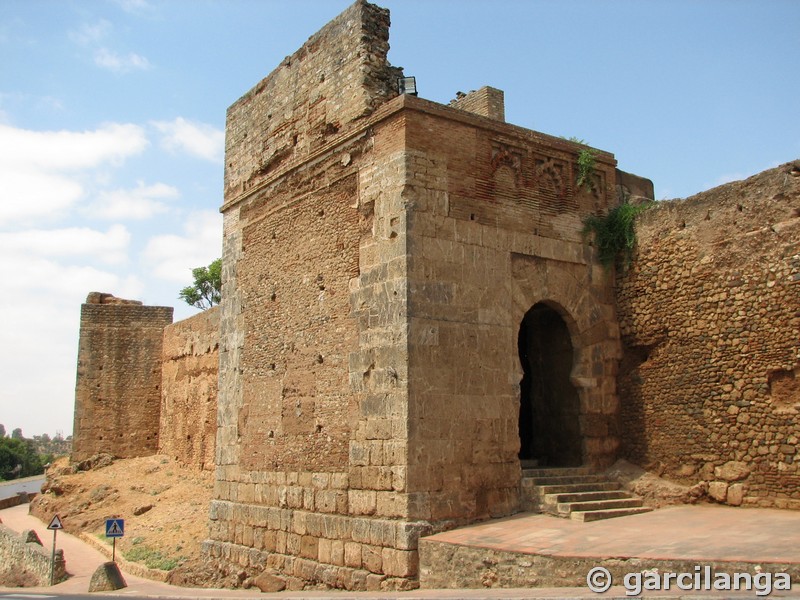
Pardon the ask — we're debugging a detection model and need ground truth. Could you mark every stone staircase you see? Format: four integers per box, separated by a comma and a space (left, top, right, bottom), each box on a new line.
521, 464, 652, 522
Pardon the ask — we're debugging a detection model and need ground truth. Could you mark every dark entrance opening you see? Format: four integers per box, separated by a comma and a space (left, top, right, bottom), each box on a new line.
518, 303, 582, 467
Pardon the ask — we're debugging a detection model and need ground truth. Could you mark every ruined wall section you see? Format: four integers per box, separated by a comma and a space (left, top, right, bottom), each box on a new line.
402, 97, 622, 525
617, 161, 800, 508
223, 0, 401, 204
72, 294, 173, 462
159, 307, 220, 471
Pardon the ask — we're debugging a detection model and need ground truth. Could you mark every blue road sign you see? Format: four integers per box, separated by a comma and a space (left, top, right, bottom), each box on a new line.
105, 518, 125, 538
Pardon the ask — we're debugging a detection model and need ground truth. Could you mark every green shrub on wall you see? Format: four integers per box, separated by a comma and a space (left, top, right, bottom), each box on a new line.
582, 201, 650, 268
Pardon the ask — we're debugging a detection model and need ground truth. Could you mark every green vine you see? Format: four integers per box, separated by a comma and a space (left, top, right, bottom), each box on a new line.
576, 147, 597, 189
582, 200, 650, 268
565, 137, 597, 190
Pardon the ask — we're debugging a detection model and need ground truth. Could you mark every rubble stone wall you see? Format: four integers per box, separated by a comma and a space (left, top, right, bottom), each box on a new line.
616, 161, 800, 508
0, 525, 66, 586
72, 297, 173, 462
159, 307, 220, 471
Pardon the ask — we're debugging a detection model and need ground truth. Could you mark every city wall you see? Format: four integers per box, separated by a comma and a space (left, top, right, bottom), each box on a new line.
159, 306, 220, 471
72, 293, 173, 462
616, 161, 800, 508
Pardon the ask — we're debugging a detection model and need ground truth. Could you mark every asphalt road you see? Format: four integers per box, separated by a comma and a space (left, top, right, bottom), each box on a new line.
0, 475, 45, 499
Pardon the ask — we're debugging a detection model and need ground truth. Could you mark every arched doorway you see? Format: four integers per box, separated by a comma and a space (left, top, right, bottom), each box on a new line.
518, 303, 582, 466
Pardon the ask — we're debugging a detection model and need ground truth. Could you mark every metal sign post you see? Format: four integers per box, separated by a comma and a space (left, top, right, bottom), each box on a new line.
47, 514, 64, 585
105, 518, 125, 562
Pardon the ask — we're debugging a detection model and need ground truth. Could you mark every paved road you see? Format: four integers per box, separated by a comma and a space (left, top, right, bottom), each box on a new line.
0, 475, 45, 500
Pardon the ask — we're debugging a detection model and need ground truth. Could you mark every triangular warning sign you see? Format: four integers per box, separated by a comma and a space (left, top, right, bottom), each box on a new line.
107, 520, 123, 536
47, 514, 64, 530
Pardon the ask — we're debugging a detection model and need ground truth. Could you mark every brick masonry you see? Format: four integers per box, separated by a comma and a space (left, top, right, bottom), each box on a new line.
209, 0, 623, 589
72, 293, 173, 462
616, 161, 800, 509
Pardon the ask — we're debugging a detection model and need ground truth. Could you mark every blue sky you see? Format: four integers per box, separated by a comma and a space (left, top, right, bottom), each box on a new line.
1, 0, 798, 438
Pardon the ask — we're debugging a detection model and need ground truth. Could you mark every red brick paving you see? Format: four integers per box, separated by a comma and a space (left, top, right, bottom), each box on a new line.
425, 504, 800, 564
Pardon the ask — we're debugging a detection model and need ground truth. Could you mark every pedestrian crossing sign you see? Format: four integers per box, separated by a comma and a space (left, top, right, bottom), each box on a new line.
105, 518, 125, 538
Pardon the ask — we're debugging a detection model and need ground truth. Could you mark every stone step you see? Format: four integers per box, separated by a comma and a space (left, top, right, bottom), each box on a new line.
533, 481, 622, 497
543, 490, 631, 505
523, 474, 610, 486
556, 497, 645, 515
521, 467, 593, 478
570, 506, 654, 522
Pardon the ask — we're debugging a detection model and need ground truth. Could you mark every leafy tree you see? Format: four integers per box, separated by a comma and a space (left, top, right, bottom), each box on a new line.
179, 258, 222, 310
0, 437, 44, 480
0, 424, 5, 437
11, 428, 23, 440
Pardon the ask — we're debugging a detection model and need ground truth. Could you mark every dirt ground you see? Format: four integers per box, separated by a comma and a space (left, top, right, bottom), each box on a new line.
30, 454, 214, 578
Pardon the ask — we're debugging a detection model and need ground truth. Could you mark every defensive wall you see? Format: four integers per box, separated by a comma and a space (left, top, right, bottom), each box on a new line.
72, 293, 173, 462
66, 0, 800, 591
616, 160, 800, 509
72, 295, 218, 471
159, 307, 220, 471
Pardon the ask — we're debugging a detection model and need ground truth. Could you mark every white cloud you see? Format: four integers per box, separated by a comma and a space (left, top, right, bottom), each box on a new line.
89, 181, 179, 220
94, 48, 152, 73
0, 167, 84, 223
0, 122, 147, 171
2, 252, 144, 435
0, 224, 131, 265
69, 20, 112, 46
0, 122, 148, 224
143, 210, 222, 282
113, 0, 156, 15
152, 117, 224, 163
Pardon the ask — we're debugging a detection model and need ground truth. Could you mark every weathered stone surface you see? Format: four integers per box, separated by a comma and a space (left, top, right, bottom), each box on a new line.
21, 530, 41, 545
708, 481, 728, 503
616, 161, 800, 507
133, 504, 153, 516
253, 571, 286, 592
715, 461, 751, 482
0, 524, 66, 586
727, 483, 745, 506
72, 301, 173, 462
159, 307, 219, 470
88, 561, 127, 592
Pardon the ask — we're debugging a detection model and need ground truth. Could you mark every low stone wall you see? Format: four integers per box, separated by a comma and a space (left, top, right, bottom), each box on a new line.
0, 524, 66, 586
419, 539, 799, 590
0, 492, 36, 511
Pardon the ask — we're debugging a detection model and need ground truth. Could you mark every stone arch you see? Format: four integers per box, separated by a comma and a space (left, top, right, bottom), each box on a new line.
511, 254, 622, 469
518, 301, 582, 466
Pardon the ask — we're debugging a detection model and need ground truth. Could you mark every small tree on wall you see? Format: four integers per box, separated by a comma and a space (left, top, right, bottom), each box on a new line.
179, 258, 222, 310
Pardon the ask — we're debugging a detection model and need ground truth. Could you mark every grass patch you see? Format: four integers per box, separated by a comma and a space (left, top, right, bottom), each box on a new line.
124, 545, 180, 571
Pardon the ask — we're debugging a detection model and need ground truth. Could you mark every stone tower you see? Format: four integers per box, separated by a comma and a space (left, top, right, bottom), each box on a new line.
207, 0, 622, 589
72, 293, 173, 461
